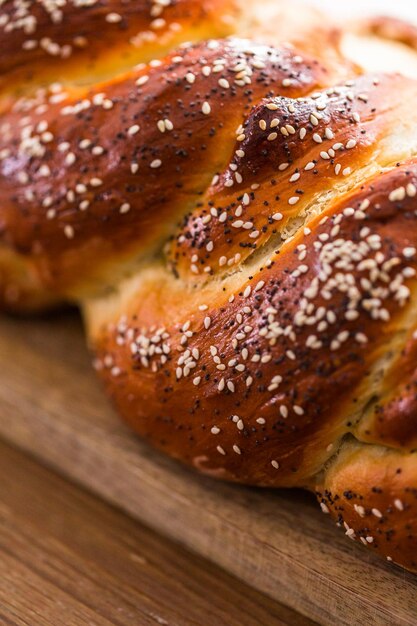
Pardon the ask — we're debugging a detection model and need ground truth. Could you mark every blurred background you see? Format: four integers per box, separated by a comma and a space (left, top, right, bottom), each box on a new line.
307, 0, 417, 20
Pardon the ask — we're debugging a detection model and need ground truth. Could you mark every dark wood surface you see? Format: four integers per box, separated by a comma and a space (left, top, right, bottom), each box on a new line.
0, 440, 314, 626
0, 311, 416, 626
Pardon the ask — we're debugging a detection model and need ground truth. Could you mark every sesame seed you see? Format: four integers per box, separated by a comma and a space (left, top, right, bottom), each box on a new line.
403, 247, 416, 258
202, 101, 211, 115
64, 225, 74, 239
136, 75, 149, 86
279, 405, 288, 418
354, 504, 366, 517
407, 183, 417, 197
389, 187, 406, 202
106, 12, 122, 23
128, 124, 140, 136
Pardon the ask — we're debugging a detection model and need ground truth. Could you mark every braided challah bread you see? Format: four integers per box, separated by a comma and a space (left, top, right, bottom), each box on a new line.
2, 0, 417, 573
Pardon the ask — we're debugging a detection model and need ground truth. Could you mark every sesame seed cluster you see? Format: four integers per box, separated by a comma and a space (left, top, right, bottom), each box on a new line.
1, 0, 417, 573
168, 73, 403, 279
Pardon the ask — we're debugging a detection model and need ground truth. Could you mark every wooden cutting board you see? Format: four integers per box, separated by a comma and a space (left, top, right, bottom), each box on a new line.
0, 311, 416, 626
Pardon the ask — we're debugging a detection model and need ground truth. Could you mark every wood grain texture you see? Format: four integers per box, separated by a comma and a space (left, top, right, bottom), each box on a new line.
0, 311, 416, 626
0, 440, 310, 626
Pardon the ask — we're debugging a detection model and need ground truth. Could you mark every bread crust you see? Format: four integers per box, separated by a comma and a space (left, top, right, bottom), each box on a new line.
316, 440, 417, 572
0, 38, 331, 300
2, 0, 417, 573
0, 0, 239, 91
90, 162, 417, 484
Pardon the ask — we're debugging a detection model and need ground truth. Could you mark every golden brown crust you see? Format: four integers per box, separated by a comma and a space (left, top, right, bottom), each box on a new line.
167, 73, 415, 281
355, 325, 417, 450
315, 440, 417, 572
0, 246, 59, 312
91, 162, 417, 490
0, 0, 239, 91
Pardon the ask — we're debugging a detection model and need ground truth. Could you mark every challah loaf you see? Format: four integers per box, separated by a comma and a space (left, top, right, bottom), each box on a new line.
1, 0, 417, 573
